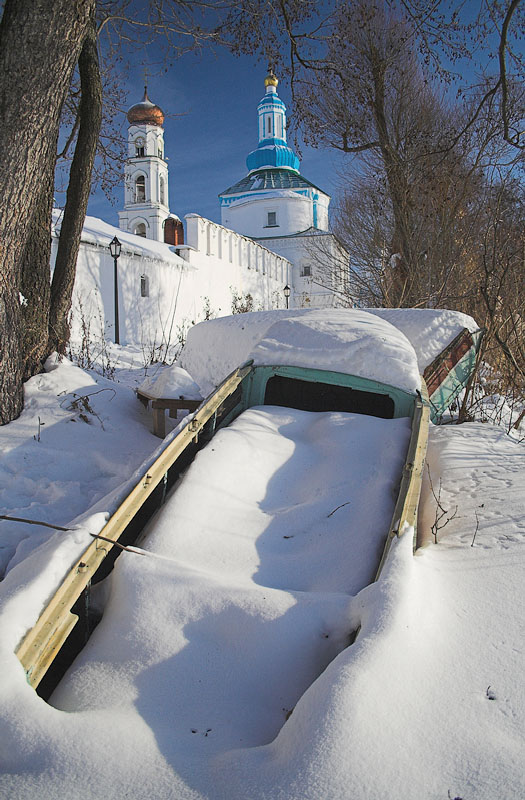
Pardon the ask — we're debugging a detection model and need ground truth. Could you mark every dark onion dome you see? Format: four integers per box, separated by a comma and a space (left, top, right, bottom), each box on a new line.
127, 88, 164, 126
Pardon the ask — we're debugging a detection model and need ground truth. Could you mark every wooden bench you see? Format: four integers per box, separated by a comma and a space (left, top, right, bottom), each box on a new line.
136, 389, 202, 438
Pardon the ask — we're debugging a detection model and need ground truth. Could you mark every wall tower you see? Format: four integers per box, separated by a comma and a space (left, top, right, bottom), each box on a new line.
118, 88, 180, 242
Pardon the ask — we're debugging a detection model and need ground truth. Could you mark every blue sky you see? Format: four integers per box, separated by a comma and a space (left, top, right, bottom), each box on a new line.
86, 3, 523, 232
87, 48, 348, 228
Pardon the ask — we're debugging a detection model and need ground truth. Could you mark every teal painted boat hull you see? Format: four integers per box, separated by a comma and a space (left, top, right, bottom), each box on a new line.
423, 328, 484, 423
216, 363, 418, 432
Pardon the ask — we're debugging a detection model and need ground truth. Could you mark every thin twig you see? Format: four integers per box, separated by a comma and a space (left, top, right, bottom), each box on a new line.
471, 511, 480, 547
88, 532, 147, 555
471, 505, 484, 546
0, 514, 71, 531
427, 466, 458, 543
327, 501, 351, 518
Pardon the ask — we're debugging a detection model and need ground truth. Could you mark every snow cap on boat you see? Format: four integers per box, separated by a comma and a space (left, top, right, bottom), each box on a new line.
361, 307, 480, 373
181, 309, 421, 397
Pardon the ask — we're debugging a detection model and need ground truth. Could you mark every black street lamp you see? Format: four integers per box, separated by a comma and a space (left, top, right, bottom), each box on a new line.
284, 284, 291, 309
109, 236, 121, 344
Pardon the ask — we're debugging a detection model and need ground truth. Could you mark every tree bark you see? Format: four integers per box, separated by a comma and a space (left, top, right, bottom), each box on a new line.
19, 131, 58, 380
48, 12, 102, 355
369, 50, 415, 307
0, 0, 94, 424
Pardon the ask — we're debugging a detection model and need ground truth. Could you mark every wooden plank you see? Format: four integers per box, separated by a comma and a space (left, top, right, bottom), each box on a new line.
16, 363, 252, 687
136, 390, 203, 438
23, 612, 79, 688
150, 399, 201, 412
374, 381, 430, 580
152, 406, 166, 438
423, 328, 473, 396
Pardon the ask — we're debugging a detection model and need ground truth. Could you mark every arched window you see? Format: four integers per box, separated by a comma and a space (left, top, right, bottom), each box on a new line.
159, 176, 165, 205
158, 143, 163, 159
134, 222, 146, 237
135, 175, 145, 203
135, 137, 145, 157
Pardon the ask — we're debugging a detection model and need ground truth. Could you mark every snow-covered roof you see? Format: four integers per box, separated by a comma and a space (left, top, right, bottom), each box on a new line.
52, 209, 181, 264
180, 309, 421, 397
362, 308, 480, 372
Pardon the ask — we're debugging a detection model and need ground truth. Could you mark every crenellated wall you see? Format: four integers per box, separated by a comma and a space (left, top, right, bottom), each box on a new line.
51, 212, 292, 356
182, 214, 290, 285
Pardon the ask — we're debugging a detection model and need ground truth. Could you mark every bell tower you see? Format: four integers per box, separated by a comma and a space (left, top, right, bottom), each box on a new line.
245, 69, 300, 174
118, 88, 171, 241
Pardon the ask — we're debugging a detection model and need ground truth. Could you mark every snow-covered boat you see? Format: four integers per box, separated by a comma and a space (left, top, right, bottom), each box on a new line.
362, 307, 483, 422
16, 308, 480, 695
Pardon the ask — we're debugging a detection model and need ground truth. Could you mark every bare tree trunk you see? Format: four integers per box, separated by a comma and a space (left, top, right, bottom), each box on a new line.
48, 12, 102, 355
0, 0, 93, 424
369, 51, 415, 307
19, 131, 58, 380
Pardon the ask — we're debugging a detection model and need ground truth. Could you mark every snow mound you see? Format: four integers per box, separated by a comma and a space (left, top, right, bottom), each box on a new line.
362, 308, 480, 372
181, 309, 421, 397
0, 355, 158, 584
138, 365, 202, 400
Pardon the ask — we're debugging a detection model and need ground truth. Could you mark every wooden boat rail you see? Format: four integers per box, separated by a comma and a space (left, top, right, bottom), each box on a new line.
375, 382, 430, 580
16, 362, 252, 688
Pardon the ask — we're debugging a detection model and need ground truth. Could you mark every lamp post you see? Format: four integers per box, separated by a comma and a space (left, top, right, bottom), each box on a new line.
109, 236, 121, 344
284, 284, 291, 310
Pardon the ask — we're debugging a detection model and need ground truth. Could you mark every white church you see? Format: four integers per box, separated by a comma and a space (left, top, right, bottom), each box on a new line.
51, 70, 347, 351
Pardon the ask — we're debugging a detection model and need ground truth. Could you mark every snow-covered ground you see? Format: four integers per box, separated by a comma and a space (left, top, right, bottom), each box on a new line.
0, 314, 524, 799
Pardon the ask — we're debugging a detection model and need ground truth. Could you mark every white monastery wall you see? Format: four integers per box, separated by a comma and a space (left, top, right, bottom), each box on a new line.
51, 213, 292, 352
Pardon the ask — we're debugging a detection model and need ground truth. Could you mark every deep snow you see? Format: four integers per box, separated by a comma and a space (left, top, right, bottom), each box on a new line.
49, 407, 410, 771
0, 312, 524, 800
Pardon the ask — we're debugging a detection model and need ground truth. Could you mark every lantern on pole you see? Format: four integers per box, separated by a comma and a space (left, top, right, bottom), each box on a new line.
109, 236, 121, 344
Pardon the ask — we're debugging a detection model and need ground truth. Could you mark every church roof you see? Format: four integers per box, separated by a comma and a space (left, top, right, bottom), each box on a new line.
220, 168, 327, 199
253, 225, 334, 240
127, 88, 164, 126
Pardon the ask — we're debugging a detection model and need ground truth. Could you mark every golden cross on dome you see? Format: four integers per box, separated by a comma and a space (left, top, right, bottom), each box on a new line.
143, 65, 150, 94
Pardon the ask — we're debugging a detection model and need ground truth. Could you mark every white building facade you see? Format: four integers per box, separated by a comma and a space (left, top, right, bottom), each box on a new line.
219, 71, 346, 307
